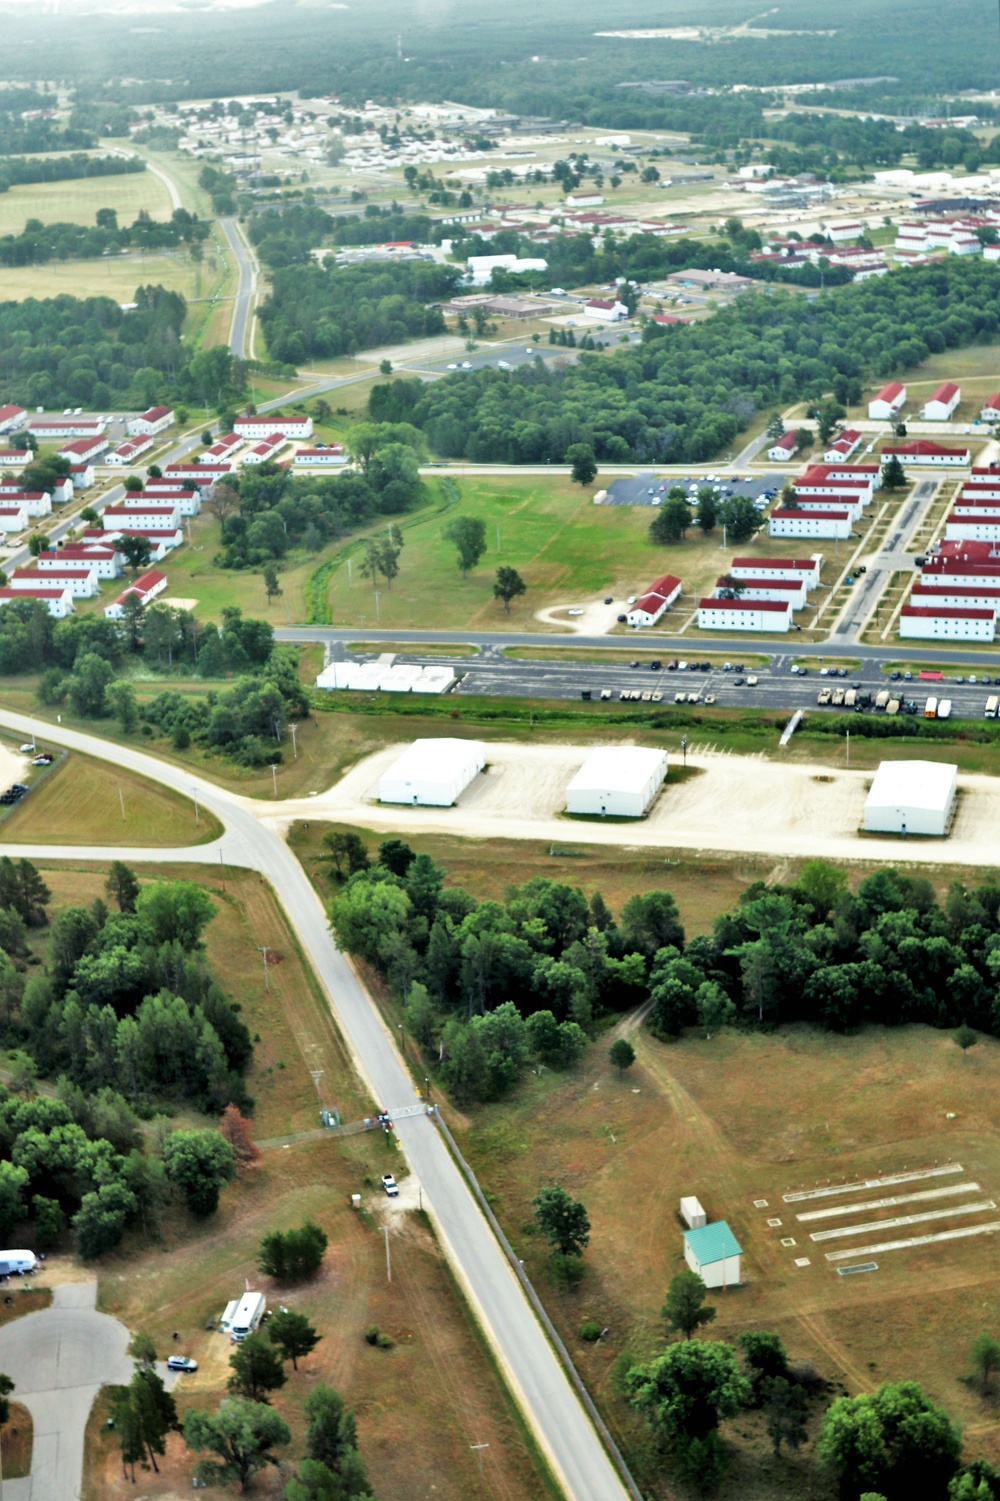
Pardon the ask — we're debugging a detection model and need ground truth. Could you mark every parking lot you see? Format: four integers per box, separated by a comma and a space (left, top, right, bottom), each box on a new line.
604, 472, 785, 507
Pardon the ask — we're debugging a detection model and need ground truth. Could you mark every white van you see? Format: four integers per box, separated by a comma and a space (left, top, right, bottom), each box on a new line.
230, 1291, 266, 1343
986, 695, 999, 719
0, 1250, 38, 1277
938, 699, 953, 720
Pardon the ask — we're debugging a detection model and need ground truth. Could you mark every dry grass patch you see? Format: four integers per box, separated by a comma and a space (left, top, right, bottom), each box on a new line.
3, 754, 220, 847
0, 1288, 51, 1328
1, 1402, 32, 1480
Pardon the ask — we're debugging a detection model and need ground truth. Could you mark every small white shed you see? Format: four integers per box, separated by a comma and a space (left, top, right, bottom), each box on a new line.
683, 1221, 742, 1290
565, 746, 667, 818
863, 759, 957, 836
680, 1196, 707, 1229
379, 738, 486, 807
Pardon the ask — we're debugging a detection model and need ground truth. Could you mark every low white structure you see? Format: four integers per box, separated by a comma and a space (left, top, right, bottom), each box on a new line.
683, 1221, 742, 1289
697, 597, 792, 631
11, 565, 98, 599
315, 661, 457, 695
379, 738, 486, 806
233, 414, 313, 441
883, 441, 970, 468
128, 404, 173, 437
899, 604, 995, 640
565, 746, 667, 818
768, 432, 797, 461
103, 569, 168, 620
626, 573, 681, 627
981, 394, 1000, 423
768, 508, 852, 540
584, 297, 628, 321
731, 557, 821, 588
0, 585, 73, 618
293, 445, 348, 468
868, 381, 906, 421
680, 1196, 707, 1229
921, 382, 961, 421
106, 437, 154, 466
863, 759, 957, 836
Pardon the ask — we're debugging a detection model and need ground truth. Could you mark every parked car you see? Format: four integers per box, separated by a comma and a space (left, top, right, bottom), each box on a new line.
167, 1356, 198, 1373
381, 1174, 399, 1198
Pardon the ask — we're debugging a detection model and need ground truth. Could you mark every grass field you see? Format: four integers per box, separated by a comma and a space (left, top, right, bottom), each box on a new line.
2, 752, 221, 845
2, 1403, 32, 1481
0, 250, 204, 305
0, 171, 174, 238
458, 1022, 1000, 1497
23, 862, 548, 1501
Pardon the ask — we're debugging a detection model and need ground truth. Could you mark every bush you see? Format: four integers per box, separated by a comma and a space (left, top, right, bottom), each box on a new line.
580, 1321, 603, 1342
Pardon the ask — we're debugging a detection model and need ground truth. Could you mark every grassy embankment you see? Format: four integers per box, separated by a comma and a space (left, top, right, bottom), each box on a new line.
1, 752, 221, 846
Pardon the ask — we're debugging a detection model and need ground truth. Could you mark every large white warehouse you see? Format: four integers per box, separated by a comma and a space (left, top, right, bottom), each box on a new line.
863, 759, 957, 836
565, 746, 667, 818
379, 738, 486, 807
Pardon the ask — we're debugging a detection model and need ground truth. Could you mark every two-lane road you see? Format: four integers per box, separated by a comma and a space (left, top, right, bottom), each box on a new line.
220, 217, 257, 360
0, 710, 632, 1501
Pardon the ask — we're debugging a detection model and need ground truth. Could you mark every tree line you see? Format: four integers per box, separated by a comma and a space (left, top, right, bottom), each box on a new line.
0, 206, 210, 268
371, 258, 1000, 465
0, 152, 144, 194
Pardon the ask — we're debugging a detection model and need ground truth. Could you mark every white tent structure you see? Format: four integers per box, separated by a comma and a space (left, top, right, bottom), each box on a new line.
863, 759, 957, 836
379, 739, 486, 807
565, 747, 667, 817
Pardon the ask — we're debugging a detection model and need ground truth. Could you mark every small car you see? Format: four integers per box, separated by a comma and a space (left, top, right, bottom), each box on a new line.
890, 670, 900, 680
18, 745, 33, 754
568, 608, 584, 616
604, 597, 613, 605
630, 660, 640, 669
617, 614, 627, 623
381, 1174, 399, 1198
704, 693, 716, 704
167, 1356, 198, 1373
734, 676, 745, 686
461, 361, 472, 369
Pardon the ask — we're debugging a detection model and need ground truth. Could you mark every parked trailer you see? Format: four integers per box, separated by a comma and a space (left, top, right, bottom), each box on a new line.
230, 1291, 266, 1343
844, 689, 857, 708
875, 689, 890, 710
886, 698, 901, 715
925, 697, 938, 719
987, 695, 999, 719
0, 1250, 38, 1277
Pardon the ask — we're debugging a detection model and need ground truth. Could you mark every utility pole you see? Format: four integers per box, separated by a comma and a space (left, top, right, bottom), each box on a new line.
383, 1224, 391, 1282
258, 946, 271, 991
118, 786, 126, 821
310, 1068, 324, 1105
191, 787, 200, 825
271, 763, 278, 796
846, 728, 850, 768
290, 722, 298, 760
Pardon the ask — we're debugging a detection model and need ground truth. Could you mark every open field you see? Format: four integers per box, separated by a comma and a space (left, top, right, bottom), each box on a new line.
0, 171, 174, 238
2, 1403, 32, 1481
2, 752, 221, 846
23, 862, 548, 1501
458, 1023, 1000, 1496
0, 250, 204, 305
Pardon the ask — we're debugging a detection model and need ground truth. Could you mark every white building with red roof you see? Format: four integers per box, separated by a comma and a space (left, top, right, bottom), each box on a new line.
106, 436, 154, 466
767, 432, 797, 461
164, 461, 230, 485
29, 416, 105, 440
909, 585, 1000, 617
697, 597, 792, 632
944, 512, 1000, 542
921, 383, 960, 421
104, 569, 168, 620
103, 501, 180, 532
57, 435, 109, 465
900, 604, 994, 641
37, 545, 122, 579
0, 405, 26, 436
883, 440, 969, 467
768, 508, 852, 539
981, 394, 1000, 422
823, 429, 863, 462
293, 445, 348, 469
868, 381, 906, 420
201, 434, 242, 462
241, 434, 288, 465
714, 575, 808, 608
0, 584, 73, 618
127, 405, 174, 438
583, 297, 628, 322
0, 502, 28, 533
233, 413, 313, 441
11, 564, 98, 599
730, 557, 821, 588
625, 574, 682, 627
142, 485, 201, 515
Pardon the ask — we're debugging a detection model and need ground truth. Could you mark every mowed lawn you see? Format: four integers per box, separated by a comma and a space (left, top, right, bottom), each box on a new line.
460, 1023, 1000, 1497
2, 753, 220, 845
0, 170, 174, 237
0, 251, 202, 305
24, 863, 549, 1501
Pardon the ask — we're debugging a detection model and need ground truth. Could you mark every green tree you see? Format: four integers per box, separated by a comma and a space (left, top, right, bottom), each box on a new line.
650, 497, 690, 544
0, 1161, 28, 1240
818, 1381, 962, 1501
27, 534, 51, 558
107, 680, 138, 733
696, 488, 717, 533
766, 413, 785, 442
32, 1193, 65, 1248
816, 399, 847, 445
662, 1270, 716, 1340
718, 495, 765, 543
737, 1330, 790, 1404
954, 1022, 978, 1055
163, 1129, 236, 1216
228, 1333, 287, 1403
130, 1366, 173, 1473
566, 442, 597, 486
106, 861, 140, 914
626, 1339, 751, 1445
493, 565, 527, 614
267, 1309, 321, 1371
532, 1185, 590, 1256
0, 1372, 12, 1428
442, 515, 487, 578
73, 1179, 137, 1259
263, 564, 283, 604
970, 1332, 1000, 1394
184, 1398, 291, 1491
295, 1382, 372, 1498
112, 1386, 147, 1484
68, 652, 115, 717
609, 1037, 635, 1074
120, 534, 153, 576
321, 831, 369, 879
798, 858, 847, 917
621, 890, 684, 957
794, 426, 813, 451
257, 1221, 328, 1281
881, 454, 907, 490
136, 881, 216, 948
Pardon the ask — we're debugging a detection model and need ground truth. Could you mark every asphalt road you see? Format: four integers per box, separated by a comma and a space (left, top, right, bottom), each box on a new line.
220, 216, 257, 360
0, 710, 631, 1501
0, 1282, 135, 1501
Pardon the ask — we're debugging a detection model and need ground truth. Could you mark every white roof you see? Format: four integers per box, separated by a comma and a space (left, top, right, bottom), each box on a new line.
865, 759, 957, 816
384, 737, 486, 783
566, 746, 666, 796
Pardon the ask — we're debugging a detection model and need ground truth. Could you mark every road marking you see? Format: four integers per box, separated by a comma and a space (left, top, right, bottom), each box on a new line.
811, 1201, 995, 1242
825, 1221, 1000, 1260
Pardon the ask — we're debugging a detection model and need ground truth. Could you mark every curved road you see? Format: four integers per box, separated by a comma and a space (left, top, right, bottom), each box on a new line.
0, 710, 630, 1501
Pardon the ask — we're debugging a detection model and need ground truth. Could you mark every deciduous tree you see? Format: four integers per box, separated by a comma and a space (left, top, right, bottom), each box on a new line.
228, 1333, 287, 1403
662, 1270, 716, 1340
442, 515, 487, 578
267, 1308, 321, 1371
532, 1185, 590, 1256
183, 1398, 291, 1491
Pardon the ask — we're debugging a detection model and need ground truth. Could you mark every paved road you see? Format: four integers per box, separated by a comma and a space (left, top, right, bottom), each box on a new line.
0, 711, 630, 1501
220, 217, 257, 360
0, 1282, 135, 1500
